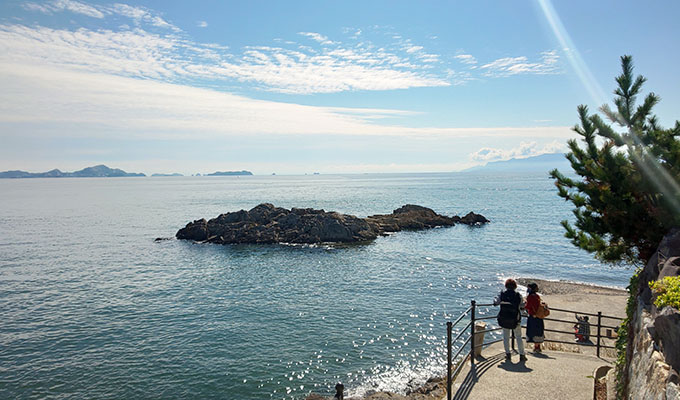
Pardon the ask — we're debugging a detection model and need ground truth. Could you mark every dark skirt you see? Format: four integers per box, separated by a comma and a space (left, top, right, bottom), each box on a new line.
526, 315, 545, 342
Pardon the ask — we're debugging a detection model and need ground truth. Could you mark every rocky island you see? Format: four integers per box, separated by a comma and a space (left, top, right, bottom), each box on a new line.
206, 170, 253, 176
0, 164, 145, 178
175, 203, 488, 245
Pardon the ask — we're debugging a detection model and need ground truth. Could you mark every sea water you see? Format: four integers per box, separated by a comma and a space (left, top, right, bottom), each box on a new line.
0, 172, 633, 399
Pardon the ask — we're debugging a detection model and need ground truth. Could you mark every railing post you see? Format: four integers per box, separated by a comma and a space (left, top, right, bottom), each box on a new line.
447, 321, 452, 400
470, 300, 476, 366
597, 311, 602, 358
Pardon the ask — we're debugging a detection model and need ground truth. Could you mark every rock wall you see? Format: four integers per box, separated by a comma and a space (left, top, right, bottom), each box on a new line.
625, 229, 680, 400
627, 301, 679, 399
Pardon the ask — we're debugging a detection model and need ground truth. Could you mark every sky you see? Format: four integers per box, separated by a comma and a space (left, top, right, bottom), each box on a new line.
1, 0, 679, 175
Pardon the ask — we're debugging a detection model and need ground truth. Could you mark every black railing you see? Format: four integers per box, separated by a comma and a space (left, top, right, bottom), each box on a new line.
445, 300, 623, 400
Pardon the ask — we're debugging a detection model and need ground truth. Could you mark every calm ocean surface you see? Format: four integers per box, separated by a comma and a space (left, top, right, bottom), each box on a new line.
0, 172, 632, 399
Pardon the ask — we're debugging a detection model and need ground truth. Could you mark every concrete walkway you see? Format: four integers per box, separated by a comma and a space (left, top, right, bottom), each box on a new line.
449, 342, 611, 400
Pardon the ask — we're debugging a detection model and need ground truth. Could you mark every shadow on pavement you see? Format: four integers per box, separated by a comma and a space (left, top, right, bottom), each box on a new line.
497, 358, 533, 373
452, 353, 506, 400
530, 352, 555, 360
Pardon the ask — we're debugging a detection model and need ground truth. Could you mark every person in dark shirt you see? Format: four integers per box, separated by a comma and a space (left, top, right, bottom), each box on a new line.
494, 278, 527, 362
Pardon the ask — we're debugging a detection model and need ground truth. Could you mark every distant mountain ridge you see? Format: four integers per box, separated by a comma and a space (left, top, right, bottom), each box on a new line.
0, 165, 145, 178
462, 153, 570, 173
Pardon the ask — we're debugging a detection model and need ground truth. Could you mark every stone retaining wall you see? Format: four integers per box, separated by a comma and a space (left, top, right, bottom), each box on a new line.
627, 300, 679, 399
625, 229, 680, 399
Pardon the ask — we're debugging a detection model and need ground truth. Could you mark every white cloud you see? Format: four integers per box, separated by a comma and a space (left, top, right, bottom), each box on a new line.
0, 25, 188, 79
110, 3, 179, 31
197, 21, 208, 28
455, 54, 477, 65
24, 0, 105, 18
298, 31, 336, 45
405, 45, 423, 54
470, 140, 566, 162
0, 61, 574, 141
480, 50, 560, 77
445, 69, 475, 86
17, 0, 567, 96
418, 53, 439, 63
23, 1, 180, 31
0, 23, 449, 94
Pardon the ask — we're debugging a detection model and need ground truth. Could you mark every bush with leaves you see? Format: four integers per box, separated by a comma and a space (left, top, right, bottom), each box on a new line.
649, 276, 680, 310
550, 55, 680, 265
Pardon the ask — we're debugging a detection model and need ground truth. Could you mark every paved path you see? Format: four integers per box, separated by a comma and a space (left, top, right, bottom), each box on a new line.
449, 342, 611, 400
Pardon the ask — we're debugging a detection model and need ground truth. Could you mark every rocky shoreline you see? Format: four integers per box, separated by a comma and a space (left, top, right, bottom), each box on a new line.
175, 203, 488, 245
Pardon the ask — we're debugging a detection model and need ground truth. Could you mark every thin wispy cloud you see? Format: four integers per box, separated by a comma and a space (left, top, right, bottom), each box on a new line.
0, 18, 450, 94
0, 60, 573, 142
24, 0, 105, 18
24, 0, 180, 31
455, 54, 477, 65
480, 50, 560, 77
3, 0, 571, 127
445, 69, 475, 86
405, 45, 423, 54
111, 3, 179, 31
14, 0, 564, 95
298, 31, 336, 45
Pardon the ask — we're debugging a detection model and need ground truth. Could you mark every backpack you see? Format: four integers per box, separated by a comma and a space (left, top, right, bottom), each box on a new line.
535, 301, 550, 319
497, 290, 521, 329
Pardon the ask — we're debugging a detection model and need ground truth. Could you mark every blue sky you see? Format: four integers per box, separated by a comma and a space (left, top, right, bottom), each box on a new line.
1, 0, 678, 174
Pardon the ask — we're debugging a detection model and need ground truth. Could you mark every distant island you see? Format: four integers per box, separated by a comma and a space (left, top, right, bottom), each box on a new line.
0, 165, 145, 178
462, 153, 570, 173
206, 170, 253, 176
151, 173, 183, 177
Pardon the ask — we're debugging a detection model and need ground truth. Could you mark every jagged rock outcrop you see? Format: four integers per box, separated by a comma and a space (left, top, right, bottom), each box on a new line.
365, 204, 460, 232
176, 203, 488, 245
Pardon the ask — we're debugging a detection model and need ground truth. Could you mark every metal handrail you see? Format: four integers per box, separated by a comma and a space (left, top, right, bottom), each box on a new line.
445, 299, 625, 400
479, 326, 504, 333
450, 306, 472, 327
549, 307, 623, 320
475, 315, 499, 321
541, 316, 621, 329
449, 335, 472, 383
473, 338, 503, 349
451, 321, 472, 344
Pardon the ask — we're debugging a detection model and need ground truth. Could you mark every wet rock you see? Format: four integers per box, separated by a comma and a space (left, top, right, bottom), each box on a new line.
460, 212, 490, 225
366, 204, 460, 232
176, 218, 208, 241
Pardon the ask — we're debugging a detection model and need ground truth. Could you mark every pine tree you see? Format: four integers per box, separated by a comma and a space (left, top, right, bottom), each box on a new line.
550, 55, 680, 265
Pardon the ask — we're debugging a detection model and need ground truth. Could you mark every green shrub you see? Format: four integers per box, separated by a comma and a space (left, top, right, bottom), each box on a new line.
650, 276, 680, 310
